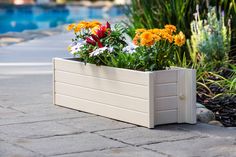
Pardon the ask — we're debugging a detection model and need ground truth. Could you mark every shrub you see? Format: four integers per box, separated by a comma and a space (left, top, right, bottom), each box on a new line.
187, 6, 231, 68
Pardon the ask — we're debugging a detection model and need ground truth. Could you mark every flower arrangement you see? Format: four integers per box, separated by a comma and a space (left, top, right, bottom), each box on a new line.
67, 21, 186, 71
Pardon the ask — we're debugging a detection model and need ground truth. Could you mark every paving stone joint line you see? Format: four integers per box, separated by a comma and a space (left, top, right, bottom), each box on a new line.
48, 146, 127, 157
3, 139, 46, 157
26, 131, 86, 140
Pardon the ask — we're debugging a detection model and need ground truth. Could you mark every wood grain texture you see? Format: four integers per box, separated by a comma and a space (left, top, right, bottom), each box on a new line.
155, 110, 178, 125
55, 58, 150, 85
55, 94, 150, 127
55, 82, 149, 113
55, 70, 149, 99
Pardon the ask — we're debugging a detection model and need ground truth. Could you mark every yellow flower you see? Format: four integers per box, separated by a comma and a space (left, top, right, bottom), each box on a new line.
66, 23, 76, 31
67, 46, 72, 52
164, 24, 176, 34
90, 21, 102, 28
77, 21, 89, 29
91, 25, 100, 34
74, 23, 84, 33
174, 31, 186, 46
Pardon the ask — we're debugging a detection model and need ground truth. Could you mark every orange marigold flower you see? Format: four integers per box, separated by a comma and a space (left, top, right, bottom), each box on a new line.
152, 34, 161, 42
133, 34, 140, 45
174, 31, 186, 46
162, 32, 173, 43
164, 24, 176, 34
140, 31, 153, 43
150, 29, 162, 35
66, 23, 76, 31
135, 29, 146, 34
140, 39, 154, 46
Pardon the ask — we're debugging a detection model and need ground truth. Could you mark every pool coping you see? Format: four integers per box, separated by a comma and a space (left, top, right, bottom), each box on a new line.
0, 16, 127, 47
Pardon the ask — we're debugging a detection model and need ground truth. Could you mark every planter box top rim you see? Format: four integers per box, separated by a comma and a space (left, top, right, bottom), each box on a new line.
53, 57, 194, 73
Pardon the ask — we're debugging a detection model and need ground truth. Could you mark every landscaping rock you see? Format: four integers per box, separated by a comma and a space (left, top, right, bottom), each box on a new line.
208, 120, 223, 127
196, 102, 206, 108
197, 108, 215, 123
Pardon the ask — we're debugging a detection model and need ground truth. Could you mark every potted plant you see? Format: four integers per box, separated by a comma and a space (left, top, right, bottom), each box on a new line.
53, 21, 196, 128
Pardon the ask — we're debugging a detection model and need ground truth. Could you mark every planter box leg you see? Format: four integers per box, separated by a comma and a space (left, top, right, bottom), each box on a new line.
177, 69, 196, 124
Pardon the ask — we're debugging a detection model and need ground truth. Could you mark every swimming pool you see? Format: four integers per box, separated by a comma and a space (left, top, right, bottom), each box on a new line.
0, 4, 125, 34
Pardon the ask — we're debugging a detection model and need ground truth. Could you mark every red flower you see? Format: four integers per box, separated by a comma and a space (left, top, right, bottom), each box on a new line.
97, 40, 103, 48
96, 26, 106, 38
86, 22, 111, 47
91, 34, 100, 42
94, 22, 111, 39
86, 37, 96, 46
87, 35, 104, 48
106, 21, 111, 29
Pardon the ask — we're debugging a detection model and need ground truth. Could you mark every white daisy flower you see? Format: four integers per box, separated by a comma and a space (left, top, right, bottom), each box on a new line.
122, 43, 138, 54
90, 47, 113, 57
68, 39, 86, 55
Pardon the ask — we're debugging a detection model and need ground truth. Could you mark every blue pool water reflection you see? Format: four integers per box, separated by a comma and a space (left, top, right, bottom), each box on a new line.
0, 5, 125, 34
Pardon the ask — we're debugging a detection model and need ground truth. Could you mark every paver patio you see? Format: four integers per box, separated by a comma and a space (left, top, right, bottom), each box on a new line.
0, 33, 235, 157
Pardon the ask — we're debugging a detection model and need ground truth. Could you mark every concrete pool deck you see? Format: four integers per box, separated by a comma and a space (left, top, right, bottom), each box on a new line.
0, 31, 236, 157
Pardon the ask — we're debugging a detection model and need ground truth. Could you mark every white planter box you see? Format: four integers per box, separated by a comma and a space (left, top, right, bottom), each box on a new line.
53, 58, 196, 128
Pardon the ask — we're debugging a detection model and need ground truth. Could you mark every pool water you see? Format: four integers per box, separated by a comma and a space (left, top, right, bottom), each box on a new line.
0, 4, 125, 34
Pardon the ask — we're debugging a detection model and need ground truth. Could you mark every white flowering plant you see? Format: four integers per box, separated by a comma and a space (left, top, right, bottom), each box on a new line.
67, 21, 186, 71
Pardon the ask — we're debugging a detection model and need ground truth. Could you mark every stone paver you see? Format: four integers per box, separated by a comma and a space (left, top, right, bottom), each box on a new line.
54, 147, 166, 157
96, 126, 205, 146
143, 137, 236, 157
15, 133, 126, 156
0, 121, 83, 139
0, 141, 42, 157
57, 116, 136, 132
0, 33, 236, 157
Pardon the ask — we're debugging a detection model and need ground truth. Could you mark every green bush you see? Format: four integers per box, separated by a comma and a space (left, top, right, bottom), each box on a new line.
187, 7, 231, 68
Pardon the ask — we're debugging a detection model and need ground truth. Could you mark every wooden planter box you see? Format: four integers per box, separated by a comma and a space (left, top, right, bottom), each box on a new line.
53, 58, 196, 128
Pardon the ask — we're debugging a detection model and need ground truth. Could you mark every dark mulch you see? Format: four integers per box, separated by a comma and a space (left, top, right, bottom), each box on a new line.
201, 95, 236, 127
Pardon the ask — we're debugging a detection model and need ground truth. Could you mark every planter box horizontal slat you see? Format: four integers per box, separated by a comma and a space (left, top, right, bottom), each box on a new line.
155, 83, 177, 98
53, 58, 197, 128
55, 70, 149, 99
55, 82, 149, 113
155, 110, 178, 125
155, 70, 178, 84
55, 59, 150, 86
55, 94, 150, 126
155, 96, 178, 111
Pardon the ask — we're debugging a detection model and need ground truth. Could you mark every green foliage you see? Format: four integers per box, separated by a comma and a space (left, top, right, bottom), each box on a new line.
126, 0, 236, 60
187, 7, 231, 68
127, 0, 202, 38
110, 41, 178, 71
196, 64, 236, 99
127, 0, 235, 38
